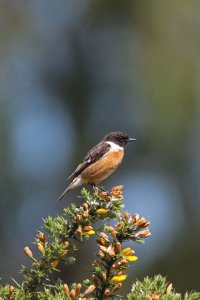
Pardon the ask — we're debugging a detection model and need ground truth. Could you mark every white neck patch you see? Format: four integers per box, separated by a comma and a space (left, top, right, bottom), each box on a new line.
106, 141, 123, 151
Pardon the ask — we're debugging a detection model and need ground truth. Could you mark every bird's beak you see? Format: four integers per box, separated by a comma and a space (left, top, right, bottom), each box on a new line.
128, 138, 136, 142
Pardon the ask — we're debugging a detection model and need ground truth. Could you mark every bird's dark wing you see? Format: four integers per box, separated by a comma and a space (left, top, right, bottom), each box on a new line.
67, 142, 111, 180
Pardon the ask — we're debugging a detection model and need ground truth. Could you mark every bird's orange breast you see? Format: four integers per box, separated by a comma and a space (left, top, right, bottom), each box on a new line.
81, 149, 124, 184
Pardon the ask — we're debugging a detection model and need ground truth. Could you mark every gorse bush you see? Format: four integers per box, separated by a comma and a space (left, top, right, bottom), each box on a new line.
127, 275, 200, 300
0, 187, 199, 299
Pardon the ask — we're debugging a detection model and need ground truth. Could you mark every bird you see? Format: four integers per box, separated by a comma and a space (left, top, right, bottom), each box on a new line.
58, 131, 136, 201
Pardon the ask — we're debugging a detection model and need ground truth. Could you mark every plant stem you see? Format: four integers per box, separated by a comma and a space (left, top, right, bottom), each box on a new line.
98, 258, 114, 300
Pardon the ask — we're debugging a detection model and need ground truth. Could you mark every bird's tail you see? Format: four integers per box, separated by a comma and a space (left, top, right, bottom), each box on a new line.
58, 176, 83, 201
58, 185, 71, 201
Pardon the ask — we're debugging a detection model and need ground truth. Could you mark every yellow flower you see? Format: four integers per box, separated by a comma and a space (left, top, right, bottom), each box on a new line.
83, 226, 95, 235
111, 275, 127, 283
126, 255, 138, 262
87, 230, 95, 235
97, 208, 107, 215
121, 247, 134, 256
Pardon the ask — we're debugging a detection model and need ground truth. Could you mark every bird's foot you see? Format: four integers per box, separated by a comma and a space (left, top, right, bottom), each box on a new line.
90, 184, 111, 196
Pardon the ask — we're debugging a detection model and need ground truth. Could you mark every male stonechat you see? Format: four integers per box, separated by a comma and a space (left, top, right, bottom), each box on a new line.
58, 131, 135, 201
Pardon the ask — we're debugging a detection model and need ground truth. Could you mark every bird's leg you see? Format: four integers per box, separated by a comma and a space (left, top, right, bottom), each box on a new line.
90, 183, 105, 193
90, 183, 112, 196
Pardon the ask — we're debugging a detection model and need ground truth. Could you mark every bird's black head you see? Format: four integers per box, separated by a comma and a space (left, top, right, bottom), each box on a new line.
103, 131, 136, 147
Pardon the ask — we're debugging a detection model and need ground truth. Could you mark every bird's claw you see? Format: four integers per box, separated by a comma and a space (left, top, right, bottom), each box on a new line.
90, 184, 111, 196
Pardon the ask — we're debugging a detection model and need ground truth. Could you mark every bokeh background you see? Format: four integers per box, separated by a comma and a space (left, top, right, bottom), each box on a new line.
0, 0, 200, 296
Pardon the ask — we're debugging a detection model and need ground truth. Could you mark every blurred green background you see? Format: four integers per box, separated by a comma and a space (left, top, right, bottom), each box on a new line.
0, 0, 200, 296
